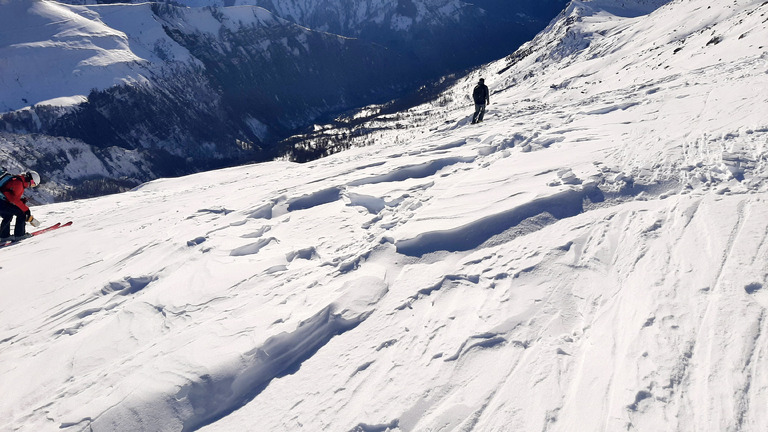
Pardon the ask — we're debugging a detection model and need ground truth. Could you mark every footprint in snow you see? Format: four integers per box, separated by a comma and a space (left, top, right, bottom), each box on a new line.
286, 246, 318, 262
745, 282, 768, 309
187, 207, 234, 219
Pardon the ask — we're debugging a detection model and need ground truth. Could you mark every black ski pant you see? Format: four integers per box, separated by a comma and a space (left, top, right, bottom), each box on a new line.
472, 103, 486, 123
0, 199, 26, 238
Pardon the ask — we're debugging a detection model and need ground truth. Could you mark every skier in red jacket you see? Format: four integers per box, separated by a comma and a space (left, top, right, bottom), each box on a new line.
0, 171, 42, 241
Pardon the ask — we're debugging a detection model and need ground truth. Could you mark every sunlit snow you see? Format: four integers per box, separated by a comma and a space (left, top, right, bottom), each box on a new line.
2, 0, 768, 431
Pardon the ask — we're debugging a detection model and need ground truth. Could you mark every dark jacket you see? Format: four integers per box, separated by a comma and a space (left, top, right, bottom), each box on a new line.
472, 84, 489, 105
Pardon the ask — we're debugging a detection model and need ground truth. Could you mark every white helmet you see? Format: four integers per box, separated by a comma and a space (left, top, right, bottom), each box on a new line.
27, 170, 40, 187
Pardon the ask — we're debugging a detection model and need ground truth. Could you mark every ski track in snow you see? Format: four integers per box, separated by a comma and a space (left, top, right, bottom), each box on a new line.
2, 0, 768, 431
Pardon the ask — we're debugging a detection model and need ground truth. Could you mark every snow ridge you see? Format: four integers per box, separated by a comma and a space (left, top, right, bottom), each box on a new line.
176, 291, 381, 431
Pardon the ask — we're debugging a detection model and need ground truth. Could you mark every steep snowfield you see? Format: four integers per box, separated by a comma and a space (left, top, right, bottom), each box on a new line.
0, 0, 178, 112
0, 0, 304, 112
2, 0, 768, 431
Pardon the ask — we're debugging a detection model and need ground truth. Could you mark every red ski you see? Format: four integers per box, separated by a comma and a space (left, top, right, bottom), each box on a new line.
0, 221, 72, 249
31, 221, 72, 236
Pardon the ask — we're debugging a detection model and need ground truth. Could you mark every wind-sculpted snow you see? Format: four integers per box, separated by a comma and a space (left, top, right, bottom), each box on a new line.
179, 280, 386, 431
394, 187, 590, 256
2, 0, 768, 431
68, 276, 389, 431
348, 156, 476, 186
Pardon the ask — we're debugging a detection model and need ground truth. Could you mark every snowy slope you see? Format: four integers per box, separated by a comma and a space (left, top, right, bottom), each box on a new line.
2, 0, 768, 431
0, 0, 192, 112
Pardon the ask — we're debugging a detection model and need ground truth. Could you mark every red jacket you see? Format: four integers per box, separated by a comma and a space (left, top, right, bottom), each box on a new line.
1, 176, 31, 213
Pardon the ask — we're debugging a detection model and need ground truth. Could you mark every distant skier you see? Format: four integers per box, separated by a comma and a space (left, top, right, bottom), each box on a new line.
471, 78, 490, 124
0, 170, 42, 241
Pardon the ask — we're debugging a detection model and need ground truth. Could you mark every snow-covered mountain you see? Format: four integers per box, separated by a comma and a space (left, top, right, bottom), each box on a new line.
222, 0, 569, 74
2, 0, 768, 431
69, 0, 568, 73
1, 0, 565, 201
0, 0, 418, 199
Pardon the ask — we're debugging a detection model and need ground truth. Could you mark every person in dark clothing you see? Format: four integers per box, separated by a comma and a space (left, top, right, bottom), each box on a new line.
471, 78, 490, 124
0, 170, 41, 241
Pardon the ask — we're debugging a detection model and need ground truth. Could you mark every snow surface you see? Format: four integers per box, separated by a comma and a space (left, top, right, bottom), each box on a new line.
2, 0, 768, 431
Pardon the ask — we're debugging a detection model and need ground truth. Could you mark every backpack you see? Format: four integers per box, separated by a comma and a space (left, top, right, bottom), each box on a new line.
0, 168, 12, 189
0, 168, 19, 192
